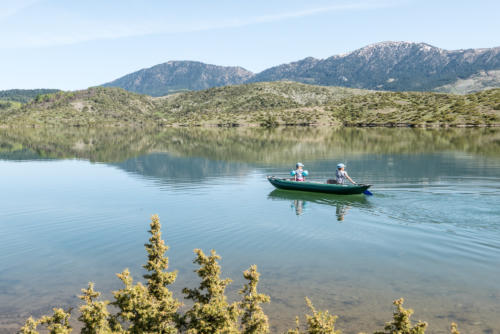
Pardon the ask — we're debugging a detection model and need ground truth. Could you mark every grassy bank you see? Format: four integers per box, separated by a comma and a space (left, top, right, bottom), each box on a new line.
1, 82, 499, 127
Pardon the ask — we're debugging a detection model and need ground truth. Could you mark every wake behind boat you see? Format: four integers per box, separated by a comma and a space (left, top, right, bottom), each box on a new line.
267, 176, 371, 195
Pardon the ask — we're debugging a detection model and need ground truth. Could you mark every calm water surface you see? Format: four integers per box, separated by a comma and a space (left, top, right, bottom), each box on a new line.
0, 127, 499, 333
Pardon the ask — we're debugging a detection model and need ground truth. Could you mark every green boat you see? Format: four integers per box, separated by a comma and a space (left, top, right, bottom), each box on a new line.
267, 176, 371, 195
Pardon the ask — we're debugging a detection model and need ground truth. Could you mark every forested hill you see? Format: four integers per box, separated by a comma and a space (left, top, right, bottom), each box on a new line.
102, 61, 253, 96
0, 89, 60, 103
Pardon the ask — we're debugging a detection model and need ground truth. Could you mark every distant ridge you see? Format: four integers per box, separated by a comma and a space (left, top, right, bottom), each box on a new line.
249, 42, 500, 92
103, 61, 253, 97
102, 42, 500, 95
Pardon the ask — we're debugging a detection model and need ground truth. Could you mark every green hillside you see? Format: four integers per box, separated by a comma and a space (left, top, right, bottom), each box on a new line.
329, 88, 500, 126
0, 89, 60, 103
0, 87, 157, 127
0, 89, 60, 115
157, 81, 368, 125
1, 82, 499, 127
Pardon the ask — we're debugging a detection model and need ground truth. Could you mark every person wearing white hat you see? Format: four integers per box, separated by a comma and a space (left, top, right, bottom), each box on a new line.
336, 163, 356, 184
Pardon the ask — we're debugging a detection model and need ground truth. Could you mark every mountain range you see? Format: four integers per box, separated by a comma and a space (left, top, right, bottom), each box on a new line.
103, 41, 500, 96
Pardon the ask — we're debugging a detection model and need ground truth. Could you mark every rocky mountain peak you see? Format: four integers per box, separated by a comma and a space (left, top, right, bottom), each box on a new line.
347, 41, 441, 59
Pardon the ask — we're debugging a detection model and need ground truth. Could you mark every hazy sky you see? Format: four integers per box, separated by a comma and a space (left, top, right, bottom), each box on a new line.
1, 0, 499, 90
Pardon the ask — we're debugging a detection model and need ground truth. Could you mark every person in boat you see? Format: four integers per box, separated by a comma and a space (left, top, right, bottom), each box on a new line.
335, 163, 356, 184
291, 162, 308, 181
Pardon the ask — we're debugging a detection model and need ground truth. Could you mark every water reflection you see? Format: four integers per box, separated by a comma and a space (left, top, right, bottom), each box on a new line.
291, 199, 307, 216
113, 153, 251, 185
336, 204, 349, 221
268, 189, 370, 220
0, 126, 499, 334
1, 127, 499, 164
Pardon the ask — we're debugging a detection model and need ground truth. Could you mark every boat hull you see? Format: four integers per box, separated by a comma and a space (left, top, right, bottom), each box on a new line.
267, 176, 370, 195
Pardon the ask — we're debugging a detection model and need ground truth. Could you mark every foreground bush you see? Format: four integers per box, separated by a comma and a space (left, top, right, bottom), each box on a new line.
20, 215, 460, 334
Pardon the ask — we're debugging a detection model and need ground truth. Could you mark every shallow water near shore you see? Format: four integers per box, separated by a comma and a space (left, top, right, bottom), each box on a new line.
0, 127, 499, 333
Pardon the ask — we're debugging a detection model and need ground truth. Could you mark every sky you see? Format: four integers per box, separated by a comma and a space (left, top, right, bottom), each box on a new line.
1, 0, 499, 90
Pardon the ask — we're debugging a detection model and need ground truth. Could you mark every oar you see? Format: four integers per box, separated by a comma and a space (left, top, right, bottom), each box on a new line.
358, 183, 373, 196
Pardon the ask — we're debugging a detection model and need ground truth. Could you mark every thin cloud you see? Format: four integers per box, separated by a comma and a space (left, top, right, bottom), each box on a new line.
179, 0, 401, 33
250, 1, 398, 23
2, 0, 404, 48
0, 0, 41, 20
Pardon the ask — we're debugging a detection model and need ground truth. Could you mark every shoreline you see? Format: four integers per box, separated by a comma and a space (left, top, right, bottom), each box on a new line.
1, 122, 500, 129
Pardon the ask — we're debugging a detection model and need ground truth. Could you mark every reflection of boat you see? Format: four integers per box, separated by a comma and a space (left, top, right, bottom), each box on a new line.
267, 176, 371, 195
268, 189, 370, 206
268, 189, 371, 220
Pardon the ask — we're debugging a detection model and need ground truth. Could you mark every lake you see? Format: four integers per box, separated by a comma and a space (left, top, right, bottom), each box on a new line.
0, 127, 499, 333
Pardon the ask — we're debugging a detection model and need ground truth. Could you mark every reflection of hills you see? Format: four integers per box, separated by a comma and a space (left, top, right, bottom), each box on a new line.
0, 148, 48, 161
0, 127, 499, 164
113, 153, 250, 184
0, 127, 158, 162
152, 127, 500, 163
